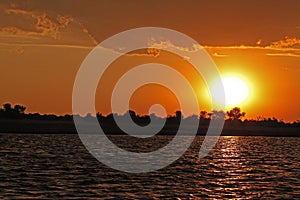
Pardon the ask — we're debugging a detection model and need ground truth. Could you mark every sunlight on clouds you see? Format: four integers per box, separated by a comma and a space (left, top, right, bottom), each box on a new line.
269, 37, 300, 48
0, 0, 299, 121
213, 52, 229, 57
149, 41, 204, 53
266, 53, 300, 57
147, 37, 300, 59
3, 8, 73, 40
5, 8, 33, 15
204, 37, 300, 58
0, 7, 98, 49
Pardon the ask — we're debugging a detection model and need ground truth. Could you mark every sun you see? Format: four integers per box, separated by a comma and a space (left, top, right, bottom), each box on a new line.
211, 75, 250, 107
222, 76, 249, 106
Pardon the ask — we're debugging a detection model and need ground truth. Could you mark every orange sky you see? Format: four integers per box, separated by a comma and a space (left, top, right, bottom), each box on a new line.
0, 0, 299, 121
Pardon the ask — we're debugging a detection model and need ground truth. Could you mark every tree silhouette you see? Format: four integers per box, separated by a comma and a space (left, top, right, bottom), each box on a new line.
14, 104, 26, 114
3, 103, 12, 112
175, 111, 182, 120
226, 107, 245, 121
200, 110, 208, 119
0, 103, 27, 118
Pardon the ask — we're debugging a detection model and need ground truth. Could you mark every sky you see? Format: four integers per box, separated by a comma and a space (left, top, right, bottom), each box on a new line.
0, 0, 299, 121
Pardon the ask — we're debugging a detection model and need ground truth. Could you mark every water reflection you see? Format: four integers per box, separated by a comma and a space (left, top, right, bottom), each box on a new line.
0, 134, 299, 199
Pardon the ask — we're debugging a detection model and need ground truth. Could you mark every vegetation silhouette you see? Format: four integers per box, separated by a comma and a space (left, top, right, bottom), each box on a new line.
0, 103, 26, 119
227, 107, 245, 121
0, 103, 299, 136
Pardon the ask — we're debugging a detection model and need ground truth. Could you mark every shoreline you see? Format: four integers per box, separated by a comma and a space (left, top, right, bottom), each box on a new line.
0, 119, 299, 137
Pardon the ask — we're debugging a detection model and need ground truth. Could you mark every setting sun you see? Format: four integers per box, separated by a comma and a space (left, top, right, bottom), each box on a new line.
211, 75, 250, 108
0, 1, 300, 198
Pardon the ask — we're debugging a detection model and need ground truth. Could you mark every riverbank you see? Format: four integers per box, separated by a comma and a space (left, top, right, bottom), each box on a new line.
0, 119, 299, 136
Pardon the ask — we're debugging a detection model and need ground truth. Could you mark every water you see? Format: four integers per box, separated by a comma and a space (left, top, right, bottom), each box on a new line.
0, 134, 299, 199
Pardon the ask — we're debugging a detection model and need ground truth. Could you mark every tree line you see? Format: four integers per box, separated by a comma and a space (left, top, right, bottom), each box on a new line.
0, 103, 246, 121
0, 103, 299, 128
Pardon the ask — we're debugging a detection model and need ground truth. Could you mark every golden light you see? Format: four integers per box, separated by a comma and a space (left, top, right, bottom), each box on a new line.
211, 75, 250, 108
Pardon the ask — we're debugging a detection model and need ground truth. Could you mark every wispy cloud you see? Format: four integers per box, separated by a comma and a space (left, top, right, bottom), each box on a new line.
269, 37, 300, 48
266, 53, 300, 57
125, 37, 300, 60
0, 6, 98, 49
125, 48, 160, 57
149, 41, 204, 53
0, 27, 40, 38
3, 8, 74, 40
78, 24, 98, 45
5, 8, 33, 16
212, 52, 229, 57
204, 37, 300, 58
1, 5, 299, 59
0, 42, 94, 50
148, 37, 300, 52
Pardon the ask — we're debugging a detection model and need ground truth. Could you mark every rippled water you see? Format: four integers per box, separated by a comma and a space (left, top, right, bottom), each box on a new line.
0, 134, 299, 199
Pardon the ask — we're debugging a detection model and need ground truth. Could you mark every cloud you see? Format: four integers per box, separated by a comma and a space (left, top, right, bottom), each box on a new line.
203, 37, 300, 58
266, 53, 300, 57
77, 23, 98, 45
5, 8, 33, 16
0, 27, 39, 38
0, 5, 102, 54
2, 8, 72, 39
1, 6, 98, 47
149, 40, 204, 53
149, 35, 300, 60
256, 39, 262, 45
269, 37, 300, 48
212, 52, 229, 57
35, 13, 61, 39
0, 42, 94, 50
2, 5, 100, 46
125, 48, 160, 57
123, 37, 300, 59
1, 5, 298, 58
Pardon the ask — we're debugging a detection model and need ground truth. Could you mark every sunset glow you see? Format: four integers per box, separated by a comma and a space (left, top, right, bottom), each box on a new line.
0, 1, 299, 122
1, 1, 300, 199
212, 75, 250, 108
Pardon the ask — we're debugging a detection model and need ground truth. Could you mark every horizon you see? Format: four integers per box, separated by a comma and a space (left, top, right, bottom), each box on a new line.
1, 102, 299, 123
1, 1, 300, 198
1, 0, 299, 121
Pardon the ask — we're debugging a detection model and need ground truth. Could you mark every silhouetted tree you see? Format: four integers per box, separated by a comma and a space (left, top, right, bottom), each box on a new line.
129, 110, 137, 119
226, 107, 245, 121
2, 103, 26, 114
175, 111, 182, 120
200, 110, 208, 119
3, 103, 12, 112
13, 104, 26, 114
